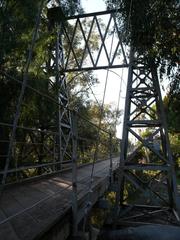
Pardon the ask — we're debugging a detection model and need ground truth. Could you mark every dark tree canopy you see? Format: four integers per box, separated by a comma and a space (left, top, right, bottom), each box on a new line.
0, 0, 120, 171
105, 0, 179, 94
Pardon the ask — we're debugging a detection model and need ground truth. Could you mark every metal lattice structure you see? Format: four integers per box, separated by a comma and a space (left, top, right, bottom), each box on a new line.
48, 18, 73, 169
0, 7, 125, 185
115, 50, 179, 223
48, 7, 179, 227
0, 3, 178, 235
48, 8, 128, 72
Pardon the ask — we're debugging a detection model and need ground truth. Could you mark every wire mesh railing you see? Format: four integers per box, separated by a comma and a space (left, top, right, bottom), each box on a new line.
0, 71, 120, 185
0, 117, 119, 185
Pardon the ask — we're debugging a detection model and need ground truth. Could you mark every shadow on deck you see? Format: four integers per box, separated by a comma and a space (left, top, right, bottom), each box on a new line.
0, 157, 119, 240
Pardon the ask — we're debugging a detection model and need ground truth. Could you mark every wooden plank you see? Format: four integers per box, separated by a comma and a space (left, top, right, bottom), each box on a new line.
31, 178, 71, 195
0, 158, 118, 240
0, 209, 8, 223
27, 188, 71, 223
9, 185, 48, 209
0, 191, 23, 218
0, 222, 20, 240
10, 213, 40, 240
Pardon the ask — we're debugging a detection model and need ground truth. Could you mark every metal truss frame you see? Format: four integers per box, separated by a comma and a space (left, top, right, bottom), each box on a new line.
48, 8, 128, 73
47, 20, 72, 170
0, 3, 177, 228
48, 7, 179, 227
47, 7, 129, 171
115, 50, 179, 222
0, 7, 126, 185
47, 8, 129, 235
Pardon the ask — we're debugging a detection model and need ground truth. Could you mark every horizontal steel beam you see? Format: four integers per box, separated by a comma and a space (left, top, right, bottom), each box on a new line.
66, 8, 122, 20
63, 64, 129, 73
128, 120, 161, 127
124, 164, 169, 171
48, 7, 123, 22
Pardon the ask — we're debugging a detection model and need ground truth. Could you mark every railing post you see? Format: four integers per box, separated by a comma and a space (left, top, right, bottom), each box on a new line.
71, 111, 78, 236
53, 134, 56, 172
13, 141, 17, 181
55, 22, 62, 170
109, 133, 113, 184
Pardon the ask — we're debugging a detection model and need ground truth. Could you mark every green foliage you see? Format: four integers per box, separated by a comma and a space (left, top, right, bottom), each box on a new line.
91, 208, 108, 228
75, 100, 120, 164
105, 0, 179, 94
105, 0, 180, 169
0, 1, 121, 176
163, 91, 180, 167
164, 93, 180, 133
169, 133, 180, 167
0, 1, 42, 68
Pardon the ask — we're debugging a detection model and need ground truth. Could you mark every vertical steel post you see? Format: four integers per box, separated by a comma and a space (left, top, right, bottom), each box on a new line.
116, 48, 134, 206
55, 23, 62, 169
48, 8, 73, 170
109, 133, 113, 184
1, 0, 44, 188
71, 111, 78, 236
53, 134, 56, 171
115, 48, 179, 218
151, 64, 178, 209
13, 141, 17, 181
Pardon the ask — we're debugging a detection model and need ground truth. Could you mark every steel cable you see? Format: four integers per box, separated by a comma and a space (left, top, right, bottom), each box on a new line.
82, 6, 121, 232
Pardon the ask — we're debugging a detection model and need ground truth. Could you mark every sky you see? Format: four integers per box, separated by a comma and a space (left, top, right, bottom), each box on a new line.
80, 0, 167, 139
80, 0, 127, 138
81, 0, 106, 12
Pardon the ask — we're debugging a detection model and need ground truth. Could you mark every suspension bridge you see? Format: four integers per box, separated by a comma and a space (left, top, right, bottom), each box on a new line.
0, 2, 179, 240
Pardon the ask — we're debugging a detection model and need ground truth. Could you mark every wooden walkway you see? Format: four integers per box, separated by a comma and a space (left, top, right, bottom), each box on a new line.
0, 158, 119, 240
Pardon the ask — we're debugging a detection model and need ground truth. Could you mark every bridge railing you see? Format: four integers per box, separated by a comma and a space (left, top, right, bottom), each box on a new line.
0, 117, 119, 185
0, 71, 120, 185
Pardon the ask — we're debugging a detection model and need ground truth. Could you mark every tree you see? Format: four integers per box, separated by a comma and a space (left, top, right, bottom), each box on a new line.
0, 1, 120, 179
164, 93, 180, 169
0, 0, 84, 173
104, 0, 180, 171
164, 93, 180, 133
105, 0, 179, 94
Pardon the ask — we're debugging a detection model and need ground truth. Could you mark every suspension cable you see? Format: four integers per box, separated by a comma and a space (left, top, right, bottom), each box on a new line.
82, 10, 118, 232
90, 24, 116, 182
114, 68, 124, 130
0, 69, 110, 135
82, 2, 133, 229
86, 81, 102, 109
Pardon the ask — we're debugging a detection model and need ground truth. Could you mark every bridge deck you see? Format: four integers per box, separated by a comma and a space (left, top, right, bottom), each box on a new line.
0, 158, 119, 240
